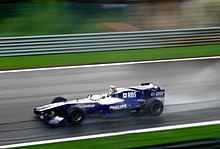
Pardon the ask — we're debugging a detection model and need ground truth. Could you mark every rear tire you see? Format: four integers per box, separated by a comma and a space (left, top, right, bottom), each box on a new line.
147, 100, 164, 116
67, 107, 85, 125
52, 97, 67, 103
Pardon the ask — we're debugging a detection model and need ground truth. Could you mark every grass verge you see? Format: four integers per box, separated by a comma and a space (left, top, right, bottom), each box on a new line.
0, 44, 219, 71
19, 124, 220, 149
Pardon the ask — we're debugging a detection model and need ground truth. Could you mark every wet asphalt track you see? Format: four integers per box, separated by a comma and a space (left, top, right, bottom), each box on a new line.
0, 58, 220, 146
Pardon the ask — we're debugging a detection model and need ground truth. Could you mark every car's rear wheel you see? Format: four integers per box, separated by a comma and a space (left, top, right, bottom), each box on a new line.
51, 97, 67, 103
147, 100, 164, 116
67, 107, 85, 125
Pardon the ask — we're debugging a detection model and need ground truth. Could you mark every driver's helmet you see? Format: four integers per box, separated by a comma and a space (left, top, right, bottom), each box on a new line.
109, 85, 117, 95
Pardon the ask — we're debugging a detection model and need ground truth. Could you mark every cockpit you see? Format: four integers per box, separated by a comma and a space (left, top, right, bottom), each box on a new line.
87, 85, 117, 101
108, 85, 117, 96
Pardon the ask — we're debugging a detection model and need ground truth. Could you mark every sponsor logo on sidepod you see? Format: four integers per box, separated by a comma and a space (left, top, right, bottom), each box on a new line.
109, 104, 128, 110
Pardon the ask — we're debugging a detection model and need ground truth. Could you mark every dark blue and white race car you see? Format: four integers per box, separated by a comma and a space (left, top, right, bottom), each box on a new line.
34, 83, 165, 126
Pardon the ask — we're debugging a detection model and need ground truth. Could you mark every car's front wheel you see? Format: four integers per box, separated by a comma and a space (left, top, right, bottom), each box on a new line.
147, 100, 164, 116
51, 97, 67, 103
67, 107, 85, 125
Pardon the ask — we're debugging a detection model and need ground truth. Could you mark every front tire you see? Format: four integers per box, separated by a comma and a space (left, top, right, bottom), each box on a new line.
147, 100, 164, 116
67, 107, 85, 125
52, 97, 67, 103
51, 97, 68, 116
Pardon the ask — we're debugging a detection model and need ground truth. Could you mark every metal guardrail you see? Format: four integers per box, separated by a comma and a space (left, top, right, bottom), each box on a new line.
0, 27, 220, 56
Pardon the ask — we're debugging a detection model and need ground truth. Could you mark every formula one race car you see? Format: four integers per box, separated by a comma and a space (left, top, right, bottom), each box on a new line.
34, 83, 165, 126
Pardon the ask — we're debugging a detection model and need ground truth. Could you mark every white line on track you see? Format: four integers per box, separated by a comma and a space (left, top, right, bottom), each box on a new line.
0, 56, 220, 74
1, 120, 220, 149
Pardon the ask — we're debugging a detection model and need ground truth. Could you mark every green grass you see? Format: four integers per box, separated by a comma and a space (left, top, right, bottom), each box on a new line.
19, 124, 220, 149
0, 44, 220, 71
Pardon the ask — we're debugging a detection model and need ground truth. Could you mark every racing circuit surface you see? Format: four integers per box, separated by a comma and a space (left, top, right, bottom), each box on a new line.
0, 58, 220, 146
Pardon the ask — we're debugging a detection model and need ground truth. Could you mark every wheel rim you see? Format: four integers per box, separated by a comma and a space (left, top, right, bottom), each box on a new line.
151, 102, 162, 114
72, 111, 82, 122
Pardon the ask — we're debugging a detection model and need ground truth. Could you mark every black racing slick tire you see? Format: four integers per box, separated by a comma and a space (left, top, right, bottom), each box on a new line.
147, 100, 164, 116
51, 97, 67, 103
67, 107, 85, 125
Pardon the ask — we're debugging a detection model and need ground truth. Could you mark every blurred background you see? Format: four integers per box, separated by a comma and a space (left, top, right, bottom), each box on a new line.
0, 0, 219, 37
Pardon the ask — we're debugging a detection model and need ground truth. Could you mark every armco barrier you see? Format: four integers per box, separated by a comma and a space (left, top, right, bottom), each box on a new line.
0, 27, 219, 56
